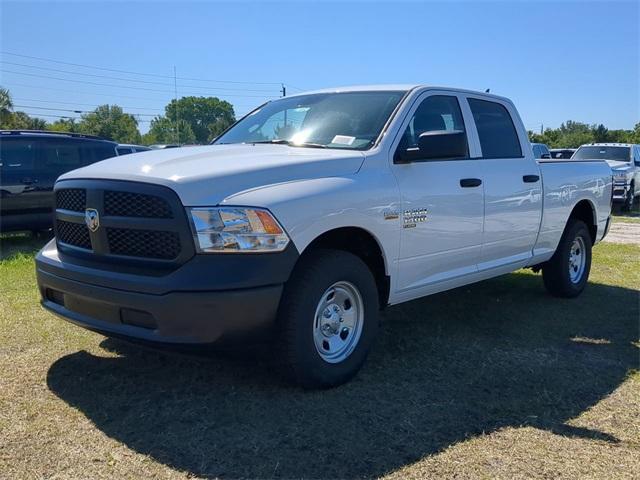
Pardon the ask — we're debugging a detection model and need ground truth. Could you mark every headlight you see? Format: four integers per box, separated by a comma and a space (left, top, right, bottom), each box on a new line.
187, 207, 290, 253
613, 173, 628, 182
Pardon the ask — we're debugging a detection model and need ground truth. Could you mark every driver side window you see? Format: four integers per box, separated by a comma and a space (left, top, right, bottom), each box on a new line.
398, 95, 467, 152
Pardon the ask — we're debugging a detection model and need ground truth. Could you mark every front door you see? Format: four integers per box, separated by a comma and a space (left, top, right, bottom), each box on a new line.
390, 92, 484, 294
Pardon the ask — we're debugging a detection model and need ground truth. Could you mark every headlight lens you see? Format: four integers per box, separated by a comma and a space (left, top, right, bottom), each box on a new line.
613, 173, 627, 182
188, 207, 289, 253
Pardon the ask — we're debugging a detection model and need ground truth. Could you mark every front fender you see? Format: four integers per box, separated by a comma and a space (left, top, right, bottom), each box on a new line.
221, 174, 401, 275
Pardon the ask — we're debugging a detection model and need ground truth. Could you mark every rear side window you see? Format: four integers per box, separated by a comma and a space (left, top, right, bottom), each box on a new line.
468, 98, 522, 158
0, 137, 38, 173
43, 138, 83, 170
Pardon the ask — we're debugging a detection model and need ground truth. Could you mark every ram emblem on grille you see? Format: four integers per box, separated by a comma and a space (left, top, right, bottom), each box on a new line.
84, 208, 100, 232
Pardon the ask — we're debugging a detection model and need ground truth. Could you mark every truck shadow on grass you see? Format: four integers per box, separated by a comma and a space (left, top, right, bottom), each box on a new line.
46, 272, 639, 479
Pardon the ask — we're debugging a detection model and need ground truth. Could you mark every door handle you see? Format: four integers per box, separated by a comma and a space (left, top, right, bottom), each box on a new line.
20, 177, 38, 185
460, 178, 482, 188
523, 175, 540, 183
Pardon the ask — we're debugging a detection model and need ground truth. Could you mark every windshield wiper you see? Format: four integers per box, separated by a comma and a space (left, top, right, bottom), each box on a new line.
250, 139, 327, 149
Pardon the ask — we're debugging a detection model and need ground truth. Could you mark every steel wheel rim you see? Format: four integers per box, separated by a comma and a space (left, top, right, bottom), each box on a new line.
569, 236, 586, 284
313, 281, 364, 364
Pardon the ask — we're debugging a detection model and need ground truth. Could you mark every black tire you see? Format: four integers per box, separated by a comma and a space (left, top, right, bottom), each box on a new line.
542, 219, 592, 298
622, 184, 635, 212
278, 249, 379, 388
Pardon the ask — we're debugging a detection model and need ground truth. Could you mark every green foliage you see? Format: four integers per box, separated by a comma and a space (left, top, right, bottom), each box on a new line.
528, 120, 638, 148
144, 116, 196, 145
0, 87, 13, 124
164, 96, 235, 143
1, 111, 47, 130
77, 105, 141, 143
47, 118, 78, 133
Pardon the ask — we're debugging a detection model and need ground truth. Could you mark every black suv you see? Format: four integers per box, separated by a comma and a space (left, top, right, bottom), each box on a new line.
0, 130, 118, 233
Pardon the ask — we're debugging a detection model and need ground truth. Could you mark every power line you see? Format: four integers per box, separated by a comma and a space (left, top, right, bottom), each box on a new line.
20, 111, 152, 123
12, 97, 165, 111
1, 69, 277, 98
13, 104, 158, 117
0, 60, 278, 93
10, 95, 260, 111
1, 51, 283, 86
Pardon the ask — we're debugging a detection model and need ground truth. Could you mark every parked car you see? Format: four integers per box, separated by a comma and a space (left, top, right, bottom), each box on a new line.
550, 148, 577, 159
0, 130, 117, 233
149, 144, 181, 149
573, 143, 640, 210
36, 86, 613, 388
116, 144, 152, 155
531, 142, 551, 159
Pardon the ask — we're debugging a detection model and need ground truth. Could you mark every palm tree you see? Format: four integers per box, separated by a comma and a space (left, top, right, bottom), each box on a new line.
0, 87, 14, 125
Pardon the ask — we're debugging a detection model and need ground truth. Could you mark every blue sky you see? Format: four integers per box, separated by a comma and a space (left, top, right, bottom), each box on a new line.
1, 1, 638, 133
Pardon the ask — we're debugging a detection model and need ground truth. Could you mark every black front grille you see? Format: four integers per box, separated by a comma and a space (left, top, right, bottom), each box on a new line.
107, 228, 181, 259
56, 189, 86, 212
57, 220, 91, 250
104, 191, 172, 218
54, 180, 192, 266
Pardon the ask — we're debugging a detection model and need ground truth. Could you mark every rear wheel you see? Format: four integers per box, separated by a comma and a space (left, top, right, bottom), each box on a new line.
622, 184, 635, 212
542, 219, 592, 298
278, 249, 379, 388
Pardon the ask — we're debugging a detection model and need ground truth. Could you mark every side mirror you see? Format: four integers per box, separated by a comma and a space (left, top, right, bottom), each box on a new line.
395, 130, 467, 163
541, 153, 551, 159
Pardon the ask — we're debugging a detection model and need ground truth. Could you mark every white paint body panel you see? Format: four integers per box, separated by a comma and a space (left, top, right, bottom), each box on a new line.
59, 85, 613, 306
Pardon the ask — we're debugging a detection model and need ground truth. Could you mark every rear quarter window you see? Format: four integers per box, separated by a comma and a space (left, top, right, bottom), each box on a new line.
84, 142, 117, 164
468, 98, 522, 159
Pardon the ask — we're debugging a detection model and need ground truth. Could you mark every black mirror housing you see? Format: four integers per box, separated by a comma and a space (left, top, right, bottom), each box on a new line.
395, 130, 468, 163
417, 130, 468, 161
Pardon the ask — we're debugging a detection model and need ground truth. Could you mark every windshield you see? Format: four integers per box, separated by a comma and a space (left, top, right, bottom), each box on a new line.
573, 146, 631, 162
214, 91, 406, 150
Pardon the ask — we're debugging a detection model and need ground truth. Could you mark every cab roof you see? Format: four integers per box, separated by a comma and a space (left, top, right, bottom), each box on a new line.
286, 84, 512, 103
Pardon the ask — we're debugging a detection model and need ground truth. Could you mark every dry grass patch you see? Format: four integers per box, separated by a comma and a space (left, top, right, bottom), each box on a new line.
1, 235, 639, 479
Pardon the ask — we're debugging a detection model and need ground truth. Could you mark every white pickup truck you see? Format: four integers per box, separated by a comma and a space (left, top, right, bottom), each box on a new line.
36, 85, 613, 388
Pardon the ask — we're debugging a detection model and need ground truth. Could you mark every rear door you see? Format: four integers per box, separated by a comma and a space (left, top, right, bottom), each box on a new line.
390, 91, 485, 293
465, 96, 542, 270
0, 136, 43, 218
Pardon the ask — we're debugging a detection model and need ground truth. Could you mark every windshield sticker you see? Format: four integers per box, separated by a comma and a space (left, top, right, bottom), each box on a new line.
332, 135, 356, 146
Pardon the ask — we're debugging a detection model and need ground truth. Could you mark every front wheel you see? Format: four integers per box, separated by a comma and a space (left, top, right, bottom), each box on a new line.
278, 249, 379, 388
542, 219, 592, 298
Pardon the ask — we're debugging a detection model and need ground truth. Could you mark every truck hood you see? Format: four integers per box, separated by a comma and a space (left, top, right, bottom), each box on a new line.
606, 160, 633, 171
60, 144, 365, 205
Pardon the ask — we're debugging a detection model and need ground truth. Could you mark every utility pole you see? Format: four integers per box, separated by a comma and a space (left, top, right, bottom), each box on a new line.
540, 124, 543, 135
281, 84, 287, 127
174, 66, 179, 144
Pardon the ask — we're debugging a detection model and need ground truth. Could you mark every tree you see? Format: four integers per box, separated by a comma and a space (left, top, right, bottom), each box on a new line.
0, 87, 13, 125
629, 123, 640, 144
1, 110, 47, 130
77, 105, 141, 143
144, 116, 196, 145
47, 118, 79, 133
164, 96, 235, 143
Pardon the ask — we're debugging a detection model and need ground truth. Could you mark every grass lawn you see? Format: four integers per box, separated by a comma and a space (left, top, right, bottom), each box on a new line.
612, 202, 640, 223
1, 235, 638, 479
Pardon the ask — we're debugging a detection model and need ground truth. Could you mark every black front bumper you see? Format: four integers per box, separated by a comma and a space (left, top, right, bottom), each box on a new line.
36, 240, 299, 344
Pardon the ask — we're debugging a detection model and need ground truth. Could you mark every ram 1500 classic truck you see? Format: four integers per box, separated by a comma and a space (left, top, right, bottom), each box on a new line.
572, 143, 640, 211
36, 86, 613, 388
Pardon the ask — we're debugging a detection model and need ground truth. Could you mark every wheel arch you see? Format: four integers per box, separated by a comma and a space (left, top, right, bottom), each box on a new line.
297, 226, 391, 308
568, 199, 597, 244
